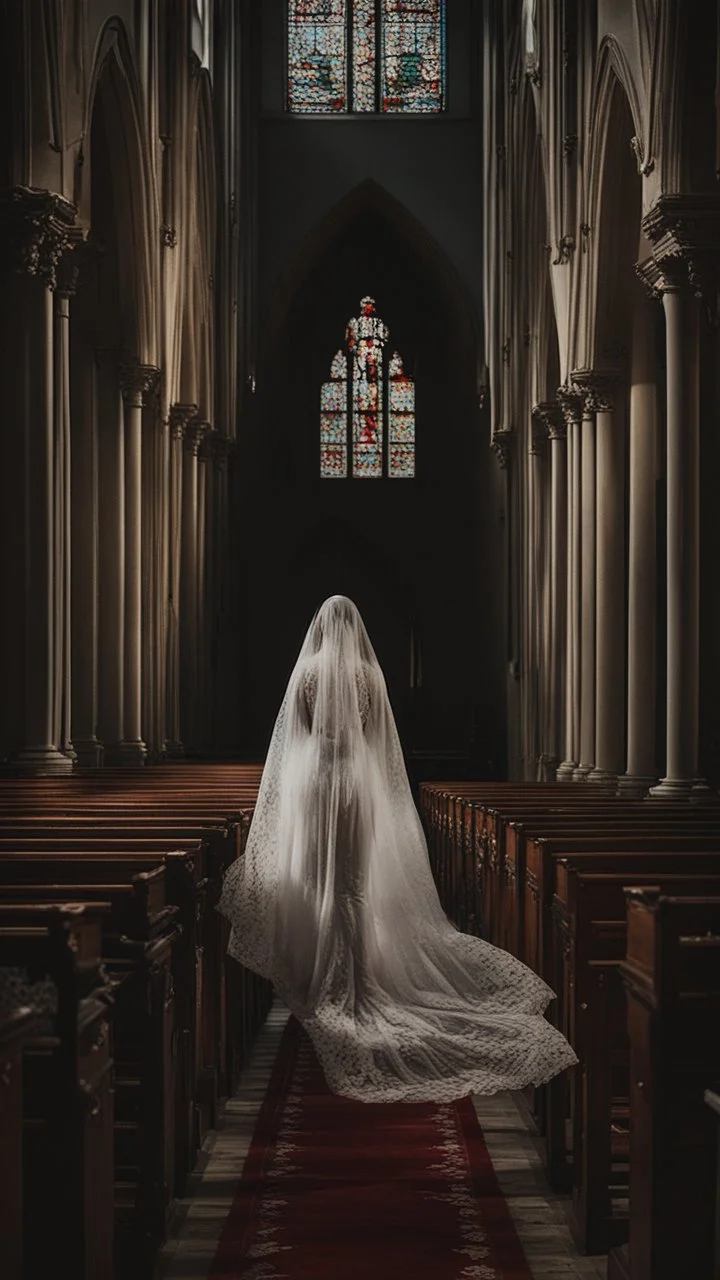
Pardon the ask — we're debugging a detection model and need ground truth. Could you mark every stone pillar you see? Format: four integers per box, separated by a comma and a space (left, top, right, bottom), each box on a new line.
53, 267, 73, 761
212, 435, 232, 750
530, 408, 552, 778
180, 421, 206, 753
556, 389, 583, 779
1, 188, 75, 774
117, 364, 159, 765
588, 379, 626, 784
573, 384, 597, 780
619, 289, 659, 795
70, 259, 103, 767
166, 405, 197, 757
547, 409, 568, 771
196, 435, 209, 752
96, 353, 125, 759
650, 279, 703, 798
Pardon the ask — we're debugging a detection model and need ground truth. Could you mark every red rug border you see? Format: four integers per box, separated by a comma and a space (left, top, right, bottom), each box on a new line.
210, 1014, 534, 1279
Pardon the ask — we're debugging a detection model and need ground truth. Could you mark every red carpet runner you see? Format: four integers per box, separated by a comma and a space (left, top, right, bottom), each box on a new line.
210, 1016, 533, 1279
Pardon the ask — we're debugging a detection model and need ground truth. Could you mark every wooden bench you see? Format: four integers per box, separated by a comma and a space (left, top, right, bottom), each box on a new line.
0, 1004, 38, 1280
608, 890, 720, 1280
550, 863, 720, 1253
0, 903, 114, 1280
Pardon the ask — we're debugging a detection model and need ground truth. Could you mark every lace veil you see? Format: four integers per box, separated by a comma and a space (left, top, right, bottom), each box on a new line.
218, 595, 578, 1102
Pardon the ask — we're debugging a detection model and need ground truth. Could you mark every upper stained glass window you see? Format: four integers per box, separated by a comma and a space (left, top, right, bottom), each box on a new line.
320, 298, 415, 479
288, 1, 446, 114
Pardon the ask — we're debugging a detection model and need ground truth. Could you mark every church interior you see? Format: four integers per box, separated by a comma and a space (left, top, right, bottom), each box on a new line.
2, 1, 720, 1277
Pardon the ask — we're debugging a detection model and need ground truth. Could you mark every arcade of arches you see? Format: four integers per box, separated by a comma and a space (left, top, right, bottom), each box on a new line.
2, 2, 720, 1279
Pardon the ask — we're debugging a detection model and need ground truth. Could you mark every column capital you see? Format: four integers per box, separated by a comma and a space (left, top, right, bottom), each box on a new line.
199, 424, 217, 461
490, 428, 515, 469
556, 384, 584, 427
168, 402, 198, 440
533, 400, 565, 440
211, 434, 235, 472
119, 362, 161, 405
641, 193, 720, 299
184, 420, 211, 456
530, 410, 549, 456
0, 185, 78, 289
571, 370, 618, 414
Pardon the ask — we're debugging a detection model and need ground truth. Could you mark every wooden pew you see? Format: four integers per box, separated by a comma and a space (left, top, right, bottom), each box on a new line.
0, 851, 183, 1270
0, 903, 114, 1280
0, 764, 271, 1273
503, 808, 720, 961
550, 863, 720, 1254
608, 890, 720, 1280
0, 1004, 38, 1280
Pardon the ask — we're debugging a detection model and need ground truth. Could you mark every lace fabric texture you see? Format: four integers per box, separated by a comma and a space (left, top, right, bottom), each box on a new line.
218, 595, 577, 1103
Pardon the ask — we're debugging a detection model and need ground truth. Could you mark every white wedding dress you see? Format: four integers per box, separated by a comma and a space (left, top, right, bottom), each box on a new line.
218, 595, 577, 1103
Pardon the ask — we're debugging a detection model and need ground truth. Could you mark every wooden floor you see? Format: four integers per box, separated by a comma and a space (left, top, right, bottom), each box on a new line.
154, 1002, 608, 1280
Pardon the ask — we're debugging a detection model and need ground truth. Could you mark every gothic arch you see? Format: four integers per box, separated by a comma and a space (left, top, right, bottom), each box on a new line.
576, 49, 643, 374
260, 179, 480, 381
83, 19, 158, 362
176, 68, 218, 417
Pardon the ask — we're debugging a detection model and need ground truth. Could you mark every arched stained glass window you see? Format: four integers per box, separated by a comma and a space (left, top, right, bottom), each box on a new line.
320, 298, 415, 479
287, 1, 446, 115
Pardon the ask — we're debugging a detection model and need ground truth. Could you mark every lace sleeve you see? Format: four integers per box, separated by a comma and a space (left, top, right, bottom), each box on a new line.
302, 665, 318, 728
356, 665, 370, 728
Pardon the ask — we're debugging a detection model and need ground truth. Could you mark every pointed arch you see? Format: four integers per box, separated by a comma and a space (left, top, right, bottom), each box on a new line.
576, 44, 644, 373
260, 179, 479, 378
83, 18, 158, 362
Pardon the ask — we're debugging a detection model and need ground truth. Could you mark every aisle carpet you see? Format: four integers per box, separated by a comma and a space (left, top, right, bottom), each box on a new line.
210, 1016, 533, 1279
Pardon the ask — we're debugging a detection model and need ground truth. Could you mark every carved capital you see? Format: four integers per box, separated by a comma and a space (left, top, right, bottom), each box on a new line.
199, 424, 217, 460
530, 413, 548, 455
184, 420, 210, 456
642, 193, 720, 300
571, 370, 618, 415
169, 403, 198, 440
212, 434, 233, 472
556, 385, 585, 427
120, 362, 161, 405
533, 400, 565, 440
491, 428, 515, 469
0, 186, 78, 289
54, 228, 86, 298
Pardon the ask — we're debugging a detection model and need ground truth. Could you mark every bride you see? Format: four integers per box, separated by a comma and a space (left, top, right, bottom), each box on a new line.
218, 594, 577, 1103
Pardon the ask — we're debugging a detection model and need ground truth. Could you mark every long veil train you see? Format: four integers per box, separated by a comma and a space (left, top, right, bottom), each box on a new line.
218, 595, 577, 1103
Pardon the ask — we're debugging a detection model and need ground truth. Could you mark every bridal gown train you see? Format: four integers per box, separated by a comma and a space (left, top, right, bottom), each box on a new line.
218, 595, 578, 1103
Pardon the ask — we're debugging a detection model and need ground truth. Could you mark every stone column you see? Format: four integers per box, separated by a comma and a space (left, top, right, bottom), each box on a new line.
117, 364, 159, 765
166, 405, 197, 757
2, 189, 75, 774
588, 378, 626, 784
212, 434, 232, 750
70, 260, 103, 767
96, 353, 125, 759
619, 287, 659, 795
54, 250, 80, 763
180, 420, 206, 753
546, 407, 568, 771
530, 409, 552, 778
196, 434, 209, 752
572, 383, 597, 780
556, 389, 583, 779
650, 275, 703, 798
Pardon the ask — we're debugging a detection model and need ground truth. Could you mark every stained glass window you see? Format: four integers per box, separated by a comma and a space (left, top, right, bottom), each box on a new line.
288, 0, 348, 113
287, 1, 446, 114
320, 298, 415, 478
320, 350, 348, 477
388, 351, 415, 476
382, 1, 446, 113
